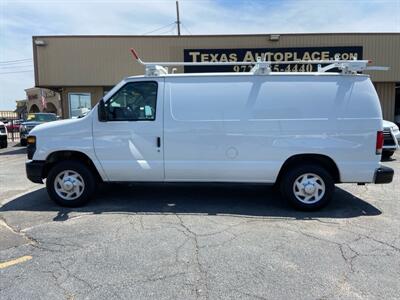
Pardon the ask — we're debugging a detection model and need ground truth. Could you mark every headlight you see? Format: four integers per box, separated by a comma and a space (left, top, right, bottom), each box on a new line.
27, 136, 36, 160
27, 136, 36, 145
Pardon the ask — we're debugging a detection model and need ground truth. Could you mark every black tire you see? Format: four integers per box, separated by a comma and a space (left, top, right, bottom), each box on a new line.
0, 140, 6, 148
280, 164, 334, 211
382, 151, 394, 159
20, 139, 27, 146
46, 160, 95, 207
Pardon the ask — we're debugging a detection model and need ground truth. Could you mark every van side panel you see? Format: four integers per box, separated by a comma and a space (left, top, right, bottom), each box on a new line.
164, 75, 381, 183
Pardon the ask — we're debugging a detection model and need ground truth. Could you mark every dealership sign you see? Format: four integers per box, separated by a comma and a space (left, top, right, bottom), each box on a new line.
184, 46, 363, 73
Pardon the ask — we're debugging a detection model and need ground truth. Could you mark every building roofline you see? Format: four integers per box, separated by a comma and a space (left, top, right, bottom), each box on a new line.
32, 32, 400, 39
24, 87, 40, 92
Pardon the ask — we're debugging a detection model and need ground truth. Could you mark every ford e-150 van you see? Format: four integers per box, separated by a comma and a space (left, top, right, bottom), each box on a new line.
25, 54, 394, 210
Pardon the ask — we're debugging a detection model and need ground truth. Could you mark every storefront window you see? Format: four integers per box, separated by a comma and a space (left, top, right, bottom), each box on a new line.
68, 93, 91, 118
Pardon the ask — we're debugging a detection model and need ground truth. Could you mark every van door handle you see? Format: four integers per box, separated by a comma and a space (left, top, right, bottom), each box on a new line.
157, 137, 161, 148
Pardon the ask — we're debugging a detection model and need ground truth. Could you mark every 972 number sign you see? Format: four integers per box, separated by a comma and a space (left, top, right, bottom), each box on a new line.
233, 64, 314, 73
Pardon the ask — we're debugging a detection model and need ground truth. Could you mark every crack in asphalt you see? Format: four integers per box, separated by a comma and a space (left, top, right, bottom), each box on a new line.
233, 289, 269, 300
1, 211, 399, 299
175, 214, 210, 300
39, 257, 96, 299
345, 230, 400, 253
290, 226, 398, 299
0, 216, 38, 247
4, 209, 398, 299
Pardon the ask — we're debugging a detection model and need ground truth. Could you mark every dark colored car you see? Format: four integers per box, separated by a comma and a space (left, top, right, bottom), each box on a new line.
0, 121, 7, 148
20, 113, 57, 146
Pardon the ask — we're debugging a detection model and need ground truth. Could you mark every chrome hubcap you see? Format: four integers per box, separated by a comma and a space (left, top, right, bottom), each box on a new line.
54, 170, 85, 201
63, 180, 74, 191
293, 173, 325, 204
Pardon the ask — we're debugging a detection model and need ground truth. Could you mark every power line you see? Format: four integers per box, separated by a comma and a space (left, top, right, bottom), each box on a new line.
0, 70, 33, 75
0, 64, 33, 69
181, 23, 192, 35
157, 23, 178, 35
0, 61, 32, 66
0, 58, 32, 64
141, 22, 176, 35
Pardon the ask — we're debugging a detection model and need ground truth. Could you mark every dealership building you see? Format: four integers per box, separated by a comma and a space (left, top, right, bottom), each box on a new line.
32, 33, 399, 121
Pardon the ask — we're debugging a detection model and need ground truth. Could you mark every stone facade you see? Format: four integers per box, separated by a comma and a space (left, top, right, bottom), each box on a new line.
25, 87, 62, 117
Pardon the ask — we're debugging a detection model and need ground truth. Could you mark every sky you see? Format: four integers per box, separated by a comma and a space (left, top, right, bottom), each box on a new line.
0, 0, 399, 110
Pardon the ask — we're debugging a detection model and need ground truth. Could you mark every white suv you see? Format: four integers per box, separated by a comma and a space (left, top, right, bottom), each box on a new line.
382, 120, 400, 158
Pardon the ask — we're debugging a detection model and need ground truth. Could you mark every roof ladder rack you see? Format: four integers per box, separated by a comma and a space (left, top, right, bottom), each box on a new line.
130, 49, 389, 76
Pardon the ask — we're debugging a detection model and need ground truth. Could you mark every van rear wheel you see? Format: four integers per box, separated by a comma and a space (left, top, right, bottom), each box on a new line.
280, 164, 334, 210
46, 161, 95, 207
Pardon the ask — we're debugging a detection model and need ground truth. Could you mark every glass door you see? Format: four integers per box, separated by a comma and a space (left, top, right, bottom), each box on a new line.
68, 93, 91, 118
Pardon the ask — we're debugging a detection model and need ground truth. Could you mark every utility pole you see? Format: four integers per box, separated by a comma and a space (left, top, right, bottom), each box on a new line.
176, 0, 181, 36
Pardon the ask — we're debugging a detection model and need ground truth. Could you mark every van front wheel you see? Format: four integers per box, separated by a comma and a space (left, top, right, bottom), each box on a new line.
280, 164, 334, 210
46, 161, 95, 207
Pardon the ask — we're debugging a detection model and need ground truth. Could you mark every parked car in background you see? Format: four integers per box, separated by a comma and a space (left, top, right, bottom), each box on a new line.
6, 119, 22, 132
0, 121, 8, 148
382, 120, 400, 158
20, 113, 57, 146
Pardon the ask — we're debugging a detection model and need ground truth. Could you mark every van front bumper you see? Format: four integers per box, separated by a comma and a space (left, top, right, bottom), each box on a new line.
26, 160, 45, 184
374, 166, 394, 184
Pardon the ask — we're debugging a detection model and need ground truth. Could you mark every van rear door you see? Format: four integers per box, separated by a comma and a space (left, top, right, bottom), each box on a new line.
93, 79, 164, 181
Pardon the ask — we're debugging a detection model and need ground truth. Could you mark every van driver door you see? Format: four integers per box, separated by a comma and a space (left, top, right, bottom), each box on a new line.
93, 79, 164, 181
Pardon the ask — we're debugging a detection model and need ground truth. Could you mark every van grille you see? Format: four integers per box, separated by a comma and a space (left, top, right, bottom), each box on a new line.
383, 130, 396, 146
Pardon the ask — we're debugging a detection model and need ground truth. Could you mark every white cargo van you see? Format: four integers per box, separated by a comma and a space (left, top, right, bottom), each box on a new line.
26, 53, 394, 210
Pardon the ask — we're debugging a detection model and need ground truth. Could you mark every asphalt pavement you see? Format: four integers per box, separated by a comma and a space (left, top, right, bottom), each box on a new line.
0, 146, 399, 299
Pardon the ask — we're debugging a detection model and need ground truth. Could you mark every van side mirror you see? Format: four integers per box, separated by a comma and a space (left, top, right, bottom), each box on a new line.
98, 99, 107, 122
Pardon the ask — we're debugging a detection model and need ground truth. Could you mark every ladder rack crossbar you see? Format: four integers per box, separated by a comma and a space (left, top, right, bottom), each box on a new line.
136, 60, 371, 66
129, 48, 389, 76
